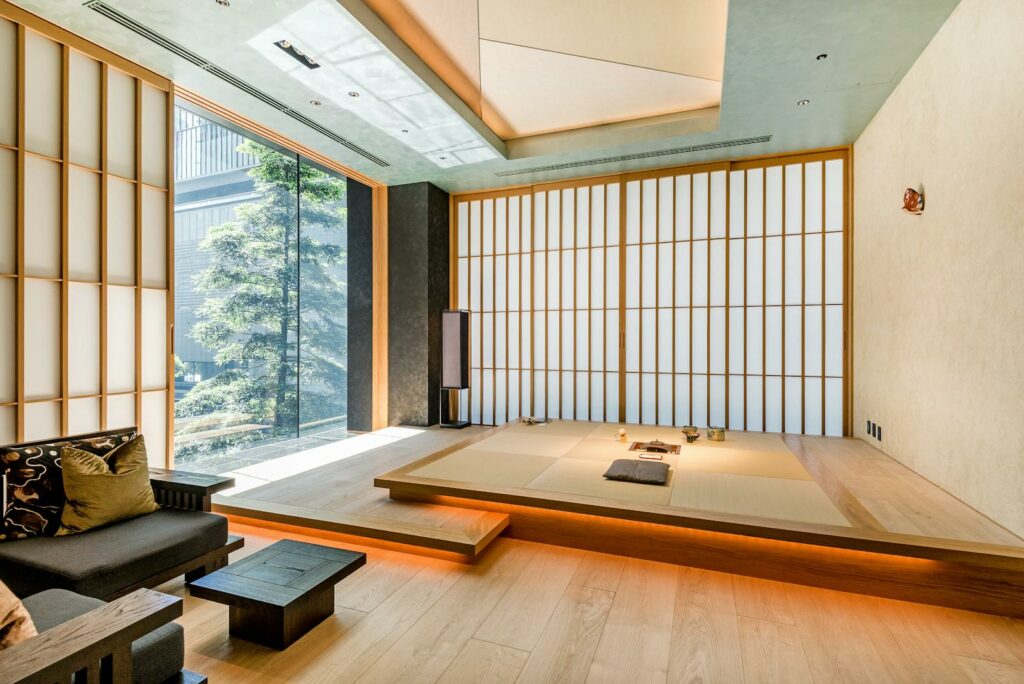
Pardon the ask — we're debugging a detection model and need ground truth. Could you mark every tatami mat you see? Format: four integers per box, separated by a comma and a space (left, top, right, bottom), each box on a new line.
472, 431, 582, 457
670, 470, 850, 526
408, 448, 557, 487
525, 457, 674, 506
674, 446, 813, 480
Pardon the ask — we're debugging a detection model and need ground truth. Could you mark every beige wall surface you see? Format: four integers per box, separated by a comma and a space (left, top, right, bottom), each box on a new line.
853, 0, 1024, 536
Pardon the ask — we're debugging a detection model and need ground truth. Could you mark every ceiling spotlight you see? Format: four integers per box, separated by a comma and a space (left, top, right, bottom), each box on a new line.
348, 91, 360, 98
274, 40, 320, 70
816, 53, 828, 61
309, 99, 322, 106
401, 129, 409, 133
797, 99, 810, 106
439, 156, 447, 160
215, 0, 230, 5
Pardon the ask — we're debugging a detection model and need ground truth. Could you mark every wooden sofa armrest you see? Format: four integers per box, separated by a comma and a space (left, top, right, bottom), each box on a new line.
149, 468, 235, 512
0, 588, 182, 684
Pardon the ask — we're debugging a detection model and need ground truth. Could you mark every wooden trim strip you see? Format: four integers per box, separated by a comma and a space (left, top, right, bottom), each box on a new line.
15, 24, 24, 440
165, 86, 175, 465
371, 185, 388, 429
60, 44, 69, 435
99, 63, 108, 429
134, 77, 143, 434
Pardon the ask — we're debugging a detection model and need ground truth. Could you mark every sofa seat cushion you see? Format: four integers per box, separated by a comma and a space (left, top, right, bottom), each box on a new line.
23, 589, 183, 684
0, 508, 227, 598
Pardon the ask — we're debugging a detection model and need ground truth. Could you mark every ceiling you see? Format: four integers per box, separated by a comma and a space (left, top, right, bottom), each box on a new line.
364, 0, 727, 139
11, 0, 959, 193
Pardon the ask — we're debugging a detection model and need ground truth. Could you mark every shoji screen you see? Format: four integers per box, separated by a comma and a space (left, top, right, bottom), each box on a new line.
454, 151, 847, 436
0, 12, 173, 464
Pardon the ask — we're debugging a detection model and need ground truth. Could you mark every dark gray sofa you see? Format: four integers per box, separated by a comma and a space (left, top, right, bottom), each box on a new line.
0, 428, 244, 601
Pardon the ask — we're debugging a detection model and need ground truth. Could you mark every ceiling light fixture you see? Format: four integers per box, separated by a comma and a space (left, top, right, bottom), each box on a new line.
274, 39, 320, 70
797, 99, 810, 106
215, 0, 230, 5
401, 129, 409, 133
348, 91, 360, 98
309, 99, 321, 106
816, 53, 828, 60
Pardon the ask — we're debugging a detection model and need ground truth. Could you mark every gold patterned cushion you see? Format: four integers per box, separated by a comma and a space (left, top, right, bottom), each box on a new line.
0, 579, 36, 650
56, 435, 159, 536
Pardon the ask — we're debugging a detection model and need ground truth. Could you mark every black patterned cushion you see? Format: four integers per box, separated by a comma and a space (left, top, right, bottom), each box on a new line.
1, 431, 137, 540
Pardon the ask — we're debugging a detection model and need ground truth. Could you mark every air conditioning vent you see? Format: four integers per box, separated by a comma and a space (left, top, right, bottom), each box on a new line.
84, 0, 390, 168
495, 136, 773, 177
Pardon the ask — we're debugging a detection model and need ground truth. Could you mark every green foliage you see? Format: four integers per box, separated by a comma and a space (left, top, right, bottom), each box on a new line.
176, 139, 348, 454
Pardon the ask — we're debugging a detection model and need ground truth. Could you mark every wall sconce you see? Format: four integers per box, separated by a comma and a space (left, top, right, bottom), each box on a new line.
903, 187, 924, 215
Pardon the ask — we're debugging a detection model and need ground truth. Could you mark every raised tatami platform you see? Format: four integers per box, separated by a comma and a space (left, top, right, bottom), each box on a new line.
376, 420, 1024, 618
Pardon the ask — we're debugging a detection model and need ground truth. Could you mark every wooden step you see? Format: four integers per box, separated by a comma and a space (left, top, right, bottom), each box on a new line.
212, 493, 508, 560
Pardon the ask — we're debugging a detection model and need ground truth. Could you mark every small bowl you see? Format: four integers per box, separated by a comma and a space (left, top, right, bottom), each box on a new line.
707, 426, 726, 441
685, 433, 700, 444
682, 425, 699, 436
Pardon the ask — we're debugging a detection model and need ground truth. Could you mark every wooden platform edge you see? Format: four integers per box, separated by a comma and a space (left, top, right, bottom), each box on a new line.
213, 497, 508, 559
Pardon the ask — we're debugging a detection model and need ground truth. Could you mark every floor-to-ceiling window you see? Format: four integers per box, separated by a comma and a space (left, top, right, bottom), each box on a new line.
172, 103, 349, 473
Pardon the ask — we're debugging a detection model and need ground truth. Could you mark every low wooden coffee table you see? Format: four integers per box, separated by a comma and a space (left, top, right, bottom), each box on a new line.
188, 539, 366, 649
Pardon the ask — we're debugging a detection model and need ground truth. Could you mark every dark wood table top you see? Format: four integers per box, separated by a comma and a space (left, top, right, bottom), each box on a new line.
148, 468, 236, 495
188, 540, 366, 608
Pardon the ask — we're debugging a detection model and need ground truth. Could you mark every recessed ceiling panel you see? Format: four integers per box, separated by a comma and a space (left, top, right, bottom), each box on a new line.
480, 41, 721, 138
478, 0, 728, 80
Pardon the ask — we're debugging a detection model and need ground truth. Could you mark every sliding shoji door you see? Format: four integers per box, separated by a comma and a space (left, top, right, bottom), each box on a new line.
453, 149, 848, 436
0, 11, 173, 464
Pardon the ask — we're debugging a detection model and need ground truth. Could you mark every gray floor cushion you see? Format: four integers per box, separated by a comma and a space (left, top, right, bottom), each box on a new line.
603, 458, 671, 485
0, 508, 227, 598
23, 588, 183, 684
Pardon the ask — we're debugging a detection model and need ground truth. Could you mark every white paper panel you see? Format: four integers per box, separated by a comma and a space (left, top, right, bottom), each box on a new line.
482, 199, 493, 255
470, 313, 481, 367
765, 377, 782, 432
590, 311, 604, 372
0, 279, 13, 402
729, 307, 744, 372
765, 236, 782, 305
141, 187, 167, 287
784, 306, 802, 375
625, 246, 640, 309
641, 178, 656, 243
68, 397, 100, 434
785, 376, 802, 433
68, 167, 100, 281
729, 239, 744, 304
532, 193, 545, 250
709, 240, 725, 306
24, 156, 60, 278
469, 257, 481, 310
657, 244, 672, 306
547, 252, 559, 309
457, 202, 469, 256
674, 175, 691, 241
521, 195, 533, 250
729, 170, 745, 238
692, 307, 708, 373
0, 149, 13, 273
825, 232, 844, 304
605, 184, 619, 245
107, 393, 135, 429
457, 258, 468, 308
68, 283, 100, 397
106, 285, 135, 393
825, 378, 843, 436
804, 162, 823, 233
107, 178, 136, 285
746, 168, 764, 237
746, 376, 763, 432
765, 166, 783, 236
784, 235, 802, 305
495, 315, 506, 368
765, 307, 782, 375
546, 310, 559, 370
508, 254, 520, 310
641, 309, 655, 372
0, 407, 13, 444
805, 306, 823, 375
24, 280, 60, 400
692, 173, 708, 239
508, 197, 520, 252
69, 51, 101, 169
605, 311, 618, 371
561, 251, 573, 309
508, 370, 520, 421
691, 375, 707, 427
709, 375, 726, 426
575, 188, 589, 248
495, 370, 507, 424
625, 309, 639, 373
605, 371, 618, 422
784, 164, 802, 234
141, 87, 167, 187
482, 370, 494, 424
141, 391, 167, 467
674, 242, 690, 305
576, 311, 589, 371
657, 308, 672, 372
804, 233, 823, 304
691, 240, 708, 306
142, 289, 166, 390
495, 258, 506, 312
746, 237, 763, 305
590, 249, 603, 308
508, 314, 520, 368
656, 177, 672, 242
23, 401, 59, 441
641, 244, 656, 307
674, 374, 690, 426
590, 372, 604, 421
0, 20, 15, 147
24, 31, 61, 158
590, 185, 604, 246
107, 68, 136, 179
560, 310, 573, 370
825, 305, 844, 377
710, 171, 726, 238
547, 369, 559, 418
561, 188, 574, 248
482, 256, 494, 311
470, 368, 482, 422
709, 307, 725, 374
674, 309, 690, 373
625, 181, 640, 244
804, 377, 823, 436
657, 374, 672, 425
745, 307, 763, 375
532, 369, 545, 417
625, 373, 639, 423
825, 159, 844, 231
532, 311, 545, 369
561, 370, 573, 419
605, 246, 619, 308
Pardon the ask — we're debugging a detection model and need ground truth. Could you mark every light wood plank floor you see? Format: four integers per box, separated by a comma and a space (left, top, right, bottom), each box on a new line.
166, 523, 1024, 683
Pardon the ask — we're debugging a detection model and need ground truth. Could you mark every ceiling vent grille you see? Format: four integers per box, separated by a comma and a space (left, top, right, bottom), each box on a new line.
84, 0, 390, 168
495, 135, 773, 177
